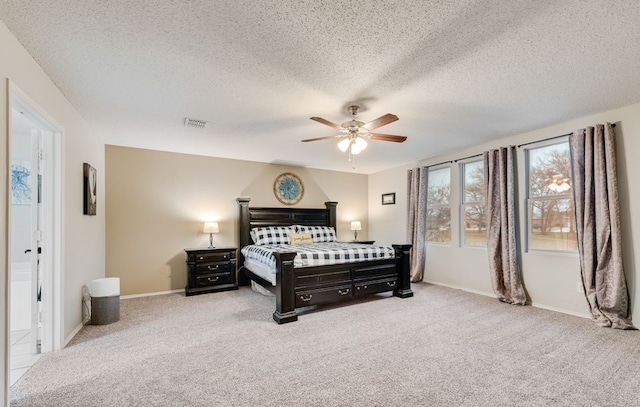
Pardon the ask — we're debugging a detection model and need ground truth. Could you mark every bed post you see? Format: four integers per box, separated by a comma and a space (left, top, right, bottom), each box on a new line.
325, 201, 337, 229
237, 197, 251, 286
273, 252, 298, 324
392, 244, 414, 298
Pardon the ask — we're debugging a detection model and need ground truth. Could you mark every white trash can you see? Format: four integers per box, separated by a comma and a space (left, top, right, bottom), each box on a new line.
90, 277, 120, 325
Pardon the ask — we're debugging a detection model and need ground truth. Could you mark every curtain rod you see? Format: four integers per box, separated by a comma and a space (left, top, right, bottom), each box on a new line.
454, 153, 483, 163
517, 123, 616, 149
424, 123, 616, 167
425, 160, 452, 169
424, 152, 484, 169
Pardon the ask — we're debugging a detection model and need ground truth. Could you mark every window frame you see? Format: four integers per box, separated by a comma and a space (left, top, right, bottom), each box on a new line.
425, 164, 452, 245
524, 138, 577, 254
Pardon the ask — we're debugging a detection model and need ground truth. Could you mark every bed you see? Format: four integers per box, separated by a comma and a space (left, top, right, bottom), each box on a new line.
237, 197, 413, 324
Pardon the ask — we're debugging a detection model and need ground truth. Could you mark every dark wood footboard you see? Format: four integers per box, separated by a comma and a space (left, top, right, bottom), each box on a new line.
269, 244, 412, 324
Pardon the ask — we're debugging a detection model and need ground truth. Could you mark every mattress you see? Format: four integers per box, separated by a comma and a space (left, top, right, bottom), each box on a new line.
241, 242, 396, 283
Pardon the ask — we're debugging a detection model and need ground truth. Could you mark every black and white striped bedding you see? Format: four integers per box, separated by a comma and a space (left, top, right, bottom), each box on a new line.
241, 242, 395, 269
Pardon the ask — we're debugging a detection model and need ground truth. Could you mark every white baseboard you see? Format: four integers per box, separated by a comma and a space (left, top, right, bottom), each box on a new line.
120, 289, 183, 300
64, 323, 84, 347
422, 279, 497, 299
528, 302, 591, 319
421, 279, 591, 319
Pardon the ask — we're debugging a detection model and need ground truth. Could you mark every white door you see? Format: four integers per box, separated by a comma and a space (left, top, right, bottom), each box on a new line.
8, 86, 63, 393
29, 129, 41, 354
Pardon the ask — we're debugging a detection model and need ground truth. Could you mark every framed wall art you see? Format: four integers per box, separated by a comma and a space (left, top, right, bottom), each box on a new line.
274, 172, 304, 205
11, 161, 32, 205
381, 192, 395, 205
83, 163, 97, 215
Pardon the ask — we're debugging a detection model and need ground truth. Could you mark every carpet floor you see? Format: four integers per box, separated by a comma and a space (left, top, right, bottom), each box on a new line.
9, 283, 640, 406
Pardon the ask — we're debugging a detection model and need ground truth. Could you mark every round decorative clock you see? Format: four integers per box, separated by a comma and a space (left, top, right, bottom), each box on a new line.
274, 173, 304, 205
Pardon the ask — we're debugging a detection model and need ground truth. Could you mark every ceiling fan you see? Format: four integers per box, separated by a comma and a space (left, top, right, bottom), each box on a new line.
303, 105, 407, 167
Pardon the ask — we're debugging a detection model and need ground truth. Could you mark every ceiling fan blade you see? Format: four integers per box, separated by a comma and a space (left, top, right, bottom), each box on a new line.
301, 135, 337, 142
310, 117, 343, 129
370, 133, 407, 143
362, 113, 398, 130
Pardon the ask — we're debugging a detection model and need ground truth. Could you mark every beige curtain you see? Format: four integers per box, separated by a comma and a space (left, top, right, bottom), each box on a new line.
569, 123, 635, 329
406, 167, 428, 282
484, 147, 527, 305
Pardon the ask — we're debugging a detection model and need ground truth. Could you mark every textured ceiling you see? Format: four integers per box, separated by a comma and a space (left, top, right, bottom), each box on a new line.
2, 0, 640, 174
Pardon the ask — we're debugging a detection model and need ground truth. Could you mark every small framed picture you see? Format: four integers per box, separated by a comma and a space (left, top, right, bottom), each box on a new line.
381, 192, 395, 205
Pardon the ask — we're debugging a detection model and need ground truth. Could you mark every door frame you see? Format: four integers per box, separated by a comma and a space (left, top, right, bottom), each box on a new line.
6, 81, 64, 355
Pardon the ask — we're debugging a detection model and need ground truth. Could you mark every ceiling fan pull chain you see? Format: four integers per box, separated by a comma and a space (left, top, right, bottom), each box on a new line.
349, 141, 356, 169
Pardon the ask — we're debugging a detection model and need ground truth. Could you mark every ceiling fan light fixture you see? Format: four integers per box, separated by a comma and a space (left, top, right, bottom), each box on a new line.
353, 136, 367, 151
337, 138, 351, 152
306, 105, 405, 168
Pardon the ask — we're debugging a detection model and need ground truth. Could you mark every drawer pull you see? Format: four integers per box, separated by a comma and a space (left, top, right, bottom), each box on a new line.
386, 281, 396, 287
207, 276, 220, 282
338, 288, 350, 296
207, 265, 219, 271
299, 294, 313, 302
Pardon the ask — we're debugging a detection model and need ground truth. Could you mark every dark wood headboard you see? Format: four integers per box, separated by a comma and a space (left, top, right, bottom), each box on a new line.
236, 197, 337, 285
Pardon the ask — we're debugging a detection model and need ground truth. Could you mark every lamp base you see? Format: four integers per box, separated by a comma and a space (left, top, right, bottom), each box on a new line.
208, 233, 215, 249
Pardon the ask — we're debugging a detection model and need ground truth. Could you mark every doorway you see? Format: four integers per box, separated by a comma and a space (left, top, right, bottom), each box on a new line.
8, 86, 63, 386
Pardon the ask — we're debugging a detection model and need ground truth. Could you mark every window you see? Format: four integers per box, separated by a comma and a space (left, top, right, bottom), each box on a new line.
426, 166, 451, 243
526, 142, 577, 252
461, 160, 486, 247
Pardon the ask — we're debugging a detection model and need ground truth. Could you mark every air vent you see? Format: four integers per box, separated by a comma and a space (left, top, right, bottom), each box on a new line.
184, 117, 208, 129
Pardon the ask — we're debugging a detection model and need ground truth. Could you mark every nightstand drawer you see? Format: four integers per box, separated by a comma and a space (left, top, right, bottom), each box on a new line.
354, 277, 397, 296
194, 261, 233, 275
193, 251, 235, 263
194, 271, 234, 288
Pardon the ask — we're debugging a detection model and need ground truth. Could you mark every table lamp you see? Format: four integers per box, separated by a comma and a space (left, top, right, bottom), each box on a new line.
203, 222, 219, 248
350, 221, 361, 242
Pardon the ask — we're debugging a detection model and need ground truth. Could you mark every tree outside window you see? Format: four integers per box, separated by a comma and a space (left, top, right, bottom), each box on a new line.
527, 142, 577, 252
426, 167, 451, 243
461, 160, 486, 247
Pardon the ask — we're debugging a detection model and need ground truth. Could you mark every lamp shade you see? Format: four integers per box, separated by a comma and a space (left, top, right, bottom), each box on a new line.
350, 221, 362, 231
203, 222, 219, 234
351, 137, 367, 154
337, 138, 351, 152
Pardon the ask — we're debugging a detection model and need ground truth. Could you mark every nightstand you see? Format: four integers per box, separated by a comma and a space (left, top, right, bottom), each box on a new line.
184, 247, 238, 296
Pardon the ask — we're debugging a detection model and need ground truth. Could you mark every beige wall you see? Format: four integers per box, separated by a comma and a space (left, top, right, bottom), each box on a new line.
105, 146, 369, 295
370, 102, 640, 321
368, 162, 416, 246
1, 21, 105, 404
